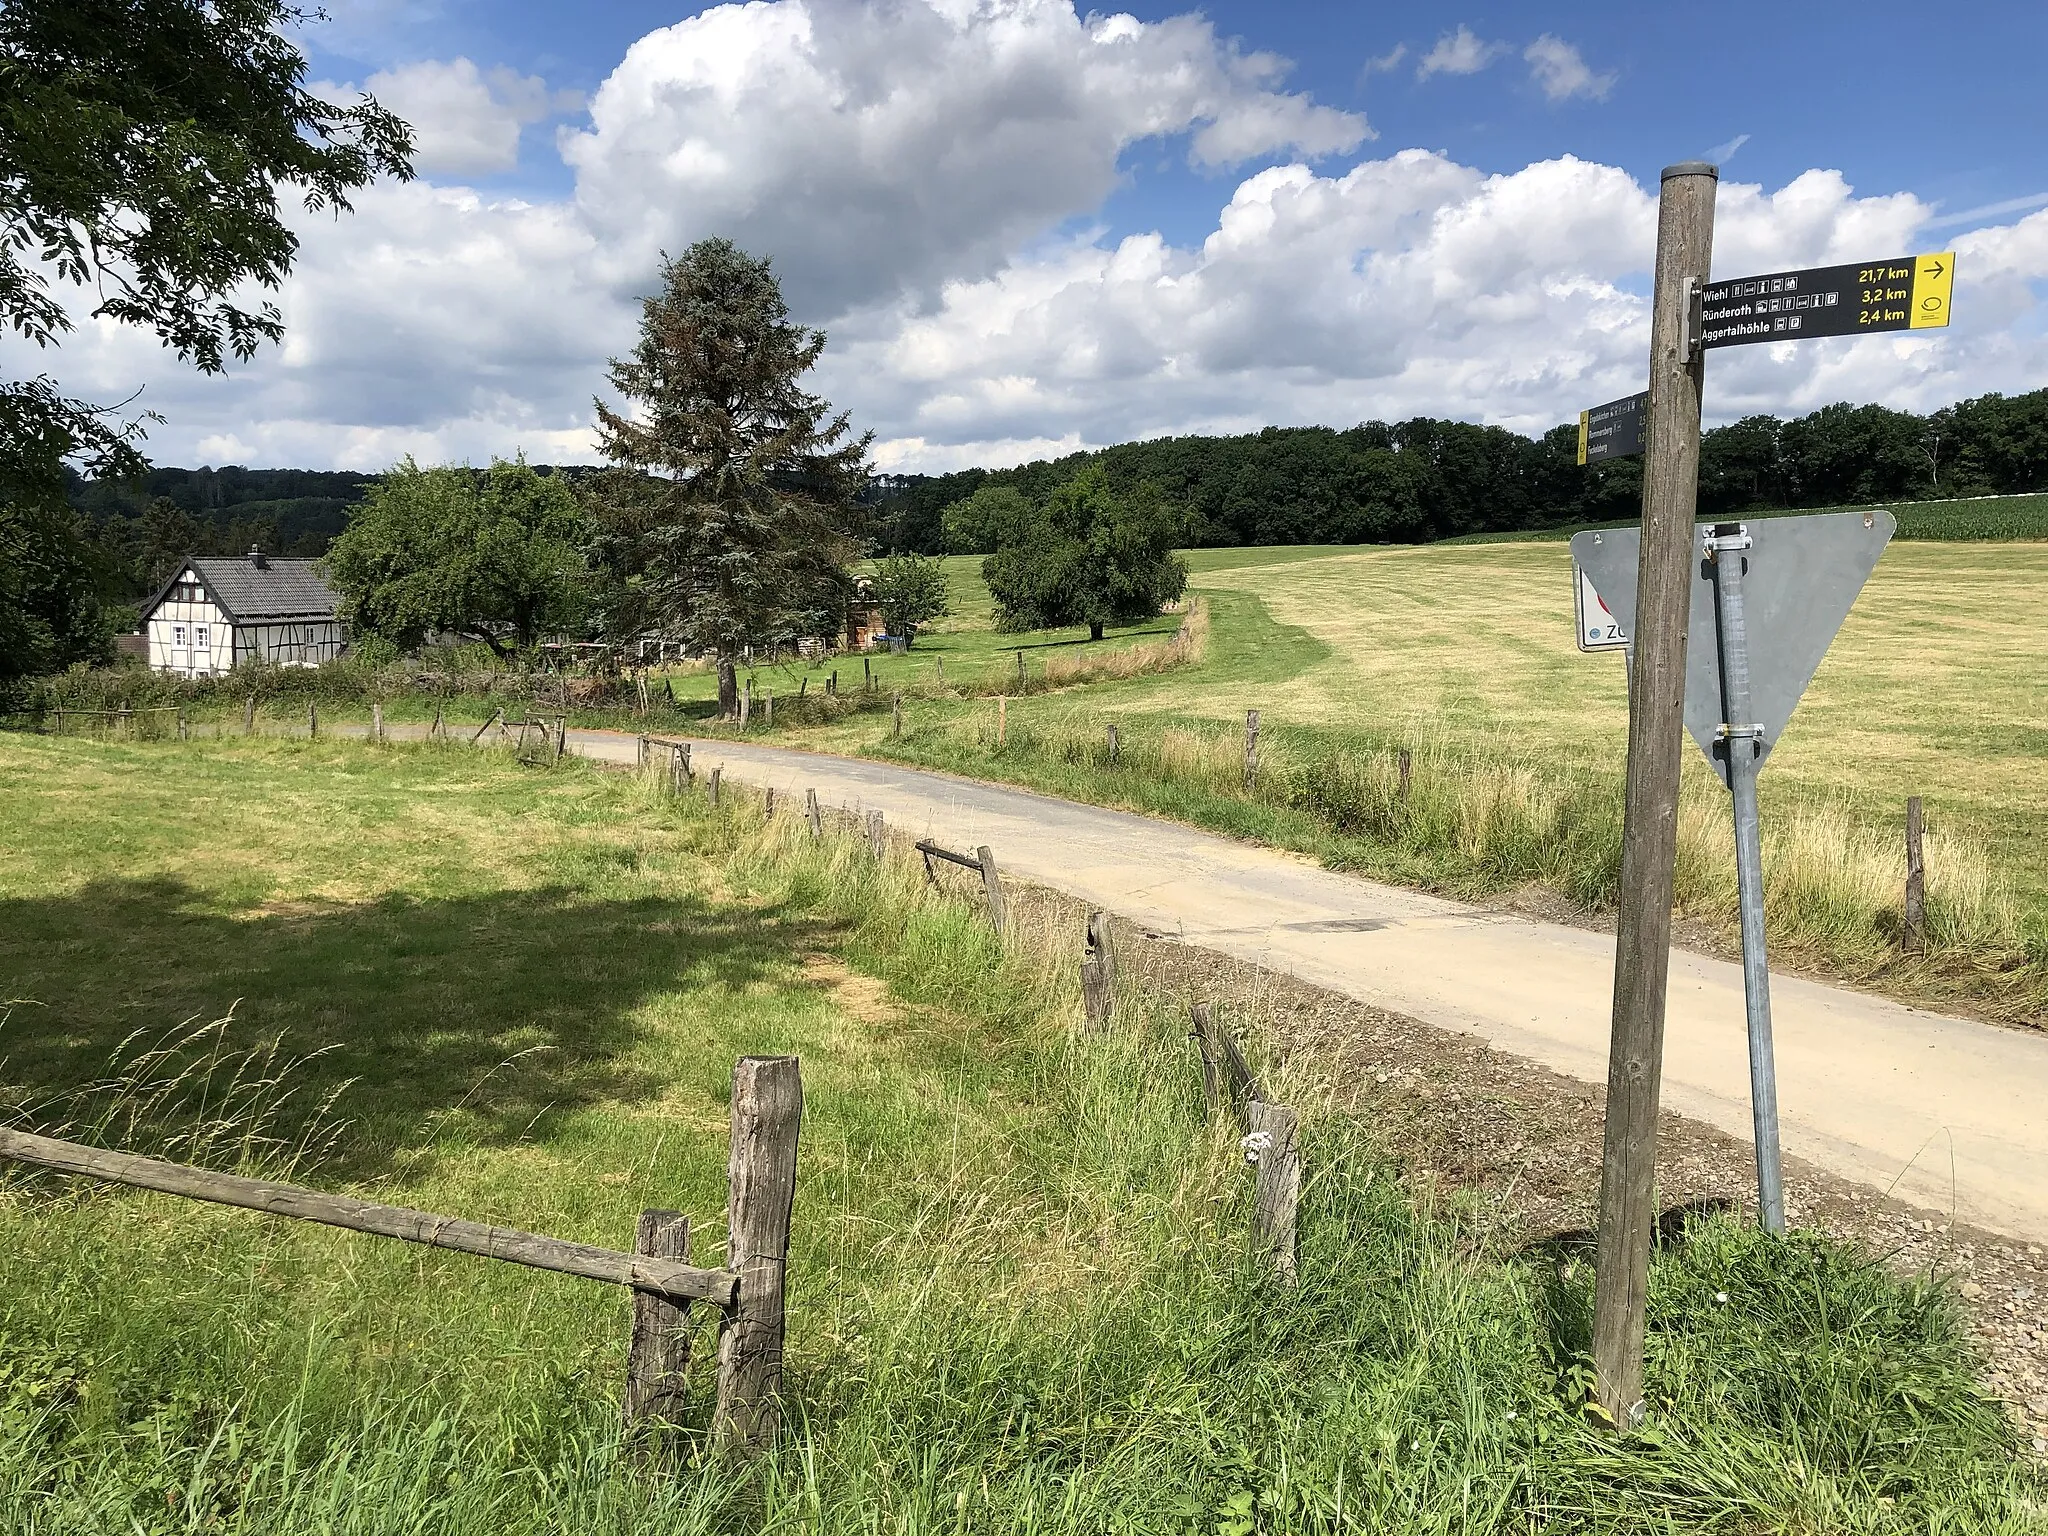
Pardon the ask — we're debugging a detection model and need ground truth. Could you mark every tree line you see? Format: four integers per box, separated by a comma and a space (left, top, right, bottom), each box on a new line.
874, 389, 2048, 552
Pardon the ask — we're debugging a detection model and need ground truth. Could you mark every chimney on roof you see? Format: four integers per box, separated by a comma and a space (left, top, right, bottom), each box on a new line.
248, 546, 268, 570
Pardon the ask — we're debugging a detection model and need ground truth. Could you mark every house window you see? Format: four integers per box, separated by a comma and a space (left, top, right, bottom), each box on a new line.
194, 625, 209, 651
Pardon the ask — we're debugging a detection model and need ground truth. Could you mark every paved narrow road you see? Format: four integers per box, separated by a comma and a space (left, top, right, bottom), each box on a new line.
574, 730, 2048, 1242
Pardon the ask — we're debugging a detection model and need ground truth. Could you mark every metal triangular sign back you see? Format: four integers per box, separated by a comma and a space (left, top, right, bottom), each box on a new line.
1569, 509, 1894, 785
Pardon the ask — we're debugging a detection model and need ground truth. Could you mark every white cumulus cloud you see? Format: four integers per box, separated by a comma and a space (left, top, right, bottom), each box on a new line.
1416, 26, 1507, 81
559, 0, 1369, 316
331, 57, 581, 177
1523, 35, 1615, 103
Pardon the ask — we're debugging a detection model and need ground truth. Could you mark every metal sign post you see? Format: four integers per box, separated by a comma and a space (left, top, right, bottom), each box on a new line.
1573, 507, 1896, 1241
1701, 522, 1785, 1234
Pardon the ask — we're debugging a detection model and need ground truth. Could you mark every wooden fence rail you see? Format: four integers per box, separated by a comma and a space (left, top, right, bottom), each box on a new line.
915, 838, 1007, 934
0, 1051, 804, 1456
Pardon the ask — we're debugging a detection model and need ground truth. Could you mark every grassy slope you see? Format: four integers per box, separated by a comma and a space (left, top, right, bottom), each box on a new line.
1440, 491, 2048, 545
0, 736, 2037, 1532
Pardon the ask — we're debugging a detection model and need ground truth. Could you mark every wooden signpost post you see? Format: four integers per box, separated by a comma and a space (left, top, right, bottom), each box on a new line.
1590, 160, 1717, 1431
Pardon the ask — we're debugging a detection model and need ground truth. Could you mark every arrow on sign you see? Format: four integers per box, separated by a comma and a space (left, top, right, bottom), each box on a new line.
1922, 258, 1945, 276
1569, 510, 1895, 785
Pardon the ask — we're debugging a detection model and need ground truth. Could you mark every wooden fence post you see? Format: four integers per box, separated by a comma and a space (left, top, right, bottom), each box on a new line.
517, 716, 532, 754
805, 789, 823, 838
764, 693, 773, 728
177, 709, 188, 742
710, 766, 722, 807
431, 701, 444, 741
1107, 722, 1120, 765
713, 1056, 802, 1455
669, 745, 685, 796
372, 701, 384, 743
1080, 909, 1115, 1030
863, 655, 872, 692
244, 694, 257, 736
637, 734, 648, 769
997, 696, 1007, 748
828, 670, 837, 698
763, 787, 776, 819
1903, 796, 1927, 954
1243, 709, 1260, 788
1245, 1100, 1300, 1285
866, 810, 885, 858
554, 717, 567, 762
798, 676, 808, 700
740, 678, 751, 728
892, 692, 902, 737
472, 708, 502, 745
1398, 748, 1412, 804
1189, 1003, 1222, 1120
976, 845, 1007, 937
1015, 650, 1026, 692
621, 1211, 693, 1438
307, 700, 318, 739
935, 656, 945, 687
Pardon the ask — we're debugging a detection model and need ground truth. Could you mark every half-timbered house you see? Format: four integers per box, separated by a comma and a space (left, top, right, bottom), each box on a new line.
140, 549, 346, 675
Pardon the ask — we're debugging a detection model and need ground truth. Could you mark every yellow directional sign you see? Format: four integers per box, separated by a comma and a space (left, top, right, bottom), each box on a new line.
1909, 251, 1954, 329
1701, 251, 1956, 348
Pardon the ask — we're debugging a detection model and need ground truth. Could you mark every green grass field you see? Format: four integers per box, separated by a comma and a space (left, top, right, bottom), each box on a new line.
0, 736, 2038, 1531
1442, 492, 2048, 545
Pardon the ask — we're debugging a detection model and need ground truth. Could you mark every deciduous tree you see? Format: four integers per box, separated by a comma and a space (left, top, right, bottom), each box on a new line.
322, 459, 587, 657
871, 551, 949, 645
981, 467, 1186, 642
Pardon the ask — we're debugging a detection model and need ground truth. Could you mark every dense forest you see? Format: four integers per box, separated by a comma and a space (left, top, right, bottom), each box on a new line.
869, 388, 2048, 552
55, 388, 2048, 603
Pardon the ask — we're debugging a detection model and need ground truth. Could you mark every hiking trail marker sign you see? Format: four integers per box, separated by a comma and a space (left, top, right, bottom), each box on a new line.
1578, 391, 1648, 464
1700, 253, 1954, 349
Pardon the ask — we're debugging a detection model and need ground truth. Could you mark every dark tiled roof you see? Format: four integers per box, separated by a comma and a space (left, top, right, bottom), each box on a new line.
179, 557, 341, 622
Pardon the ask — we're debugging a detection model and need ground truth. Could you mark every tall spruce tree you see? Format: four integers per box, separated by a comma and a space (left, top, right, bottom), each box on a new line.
591, 239, 871, 715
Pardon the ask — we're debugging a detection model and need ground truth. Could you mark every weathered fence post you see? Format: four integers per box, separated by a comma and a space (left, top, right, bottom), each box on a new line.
1189, 1003, 1222, 1120
53, 708, 64, 736
1904, 796, 1927, 954
621, 1211, 693, 1438
307, 700, 318, 739
1080, 910, 1116, 1030
1245, 1100, 1300, 1285
472, 708, 503, 745
710, 766, 722, 807
1398, 748, 1412, 804
372, 701, 384, 743
976, 845, 1007, 937
669, 745, 686, 797
827, 670, 837, 698
997, 696, 1007, 748
864, 654, 873, 692
516, 716, 532, 753
554, 717, 567, 762
805, 789, 823, 839
892, 692, 902, 738
244, 694, 257, 736
935, 656, 945, 686
1243, 709, 1260, 788
866, 810, 885, 858
177, 709, 189, 742
763, 787, 776, 819
1015, 650, 1026, 692
637, 734, 648, 769
120, 700, 132, 736
764, 693, 773, 728
741, 677, 752, 729
1107, 722, 1120, 765
431, 702, 444, 741
713, 1055, 802, 1455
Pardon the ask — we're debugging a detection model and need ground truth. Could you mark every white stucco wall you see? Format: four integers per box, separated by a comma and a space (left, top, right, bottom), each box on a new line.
145, 569, 231, 675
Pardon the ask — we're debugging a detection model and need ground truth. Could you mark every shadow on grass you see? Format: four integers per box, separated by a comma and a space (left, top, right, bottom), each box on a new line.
0, 875, 834, 1181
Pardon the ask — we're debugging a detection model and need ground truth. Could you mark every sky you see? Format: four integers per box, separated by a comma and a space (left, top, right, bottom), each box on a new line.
17, 0, 2048, 473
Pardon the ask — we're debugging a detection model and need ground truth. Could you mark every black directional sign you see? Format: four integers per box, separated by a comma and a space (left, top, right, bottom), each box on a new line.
1700, 252, 1954, 349
1577, 391, 1647, 465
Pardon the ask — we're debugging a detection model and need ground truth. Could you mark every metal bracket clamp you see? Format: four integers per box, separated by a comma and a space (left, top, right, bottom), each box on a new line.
1716, 723, 1765, 741
1684, 279, 1706, 361
1702, 524, 1752, 557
